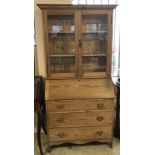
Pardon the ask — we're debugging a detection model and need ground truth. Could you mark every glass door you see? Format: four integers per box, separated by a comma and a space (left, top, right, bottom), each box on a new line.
47, 13, 76, 78
80, 14, 109, 78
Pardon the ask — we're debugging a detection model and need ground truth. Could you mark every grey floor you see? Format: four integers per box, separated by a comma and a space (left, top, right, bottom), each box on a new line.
34, 133, 120, 155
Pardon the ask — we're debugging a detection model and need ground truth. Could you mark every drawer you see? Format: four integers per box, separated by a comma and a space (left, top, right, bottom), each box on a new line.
46, 99, 114, 112
47, 111, 113, 128
48, 125, 112, 142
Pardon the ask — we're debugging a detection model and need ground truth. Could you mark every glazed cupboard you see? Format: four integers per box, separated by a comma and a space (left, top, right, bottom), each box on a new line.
40, 4, 116, 79
38, 4, 117, 148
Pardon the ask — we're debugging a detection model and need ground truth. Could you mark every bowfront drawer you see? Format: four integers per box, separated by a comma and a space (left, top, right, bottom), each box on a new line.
49, 125, 112, 142
47, 111, 113, 128
46, 99, 114, 112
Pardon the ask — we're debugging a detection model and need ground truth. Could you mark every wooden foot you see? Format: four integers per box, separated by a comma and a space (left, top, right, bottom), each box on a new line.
68, 145, 73, 149
46, 147, 51, 153
46, 145, 53, 153
108, 141, 113, 148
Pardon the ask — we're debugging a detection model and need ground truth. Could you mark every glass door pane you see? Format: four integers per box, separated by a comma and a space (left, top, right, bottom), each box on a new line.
48, 15, 76, 75
81, 15, 108, 76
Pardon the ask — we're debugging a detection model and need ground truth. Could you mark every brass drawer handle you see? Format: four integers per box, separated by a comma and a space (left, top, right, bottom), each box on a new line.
56, 104, 64, 110
97, 103, 104, 109
57, 133, 65, 138
96, 131, 103, 136
96, 116, 104, 121
57, 117, 64, 123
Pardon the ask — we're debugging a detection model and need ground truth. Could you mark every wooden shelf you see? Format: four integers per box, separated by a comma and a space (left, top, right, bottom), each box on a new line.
82, 31, 107, 34
50, 54, 75, 57
83, 53, 107, 56
49, 31, 75, 34
83, 66, 106, 70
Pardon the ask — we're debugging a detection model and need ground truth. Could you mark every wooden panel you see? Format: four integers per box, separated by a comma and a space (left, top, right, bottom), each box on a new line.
76, 10, 82, 77
45, 79, 115, 100
107, 11, 113, 78
47, 79, 109, 86
47, 111, 113, 128
43, 10, 50, 76
46, 99, 114, 112
48, 125, 112, 142
75, 10, 81, 77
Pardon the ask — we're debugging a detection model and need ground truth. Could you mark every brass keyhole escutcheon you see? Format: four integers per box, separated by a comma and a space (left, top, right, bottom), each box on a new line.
97, 103, 104, 109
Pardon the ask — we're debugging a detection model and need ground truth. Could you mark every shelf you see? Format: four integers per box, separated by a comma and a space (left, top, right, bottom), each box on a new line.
82, 31, 107, 34
49, 31, 75, 34
83, 66, 106, 70
50, 54, 75, 57
83, 53, 107, 56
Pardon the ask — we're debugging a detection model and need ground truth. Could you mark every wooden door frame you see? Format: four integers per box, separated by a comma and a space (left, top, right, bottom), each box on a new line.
42, 9, 78, 78
78, 9, 113, 78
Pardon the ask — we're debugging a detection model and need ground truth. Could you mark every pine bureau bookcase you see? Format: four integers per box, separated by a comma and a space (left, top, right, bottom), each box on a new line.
38, 4, 117, 148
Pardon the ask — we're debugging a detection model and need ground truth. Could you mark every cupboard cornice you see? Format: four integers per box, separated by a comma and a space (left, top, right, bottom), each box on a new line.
38, 4, 117, 10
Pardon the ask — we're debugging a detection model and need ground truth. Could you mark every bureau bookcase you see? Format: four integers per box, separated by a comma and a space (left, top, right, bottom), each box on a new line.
38, 4, 116, 148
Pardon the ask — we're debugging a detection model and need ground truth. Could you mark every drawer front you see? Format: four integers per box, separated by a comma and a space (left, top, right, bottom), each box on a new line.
46, 99, 114, 112
47, 111, 113, 128
49, 125, 112, 142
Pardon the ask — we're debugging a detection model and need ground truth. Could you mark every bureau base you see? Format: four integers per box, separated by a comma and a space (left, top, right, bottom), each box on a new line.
45, 79, 115, 150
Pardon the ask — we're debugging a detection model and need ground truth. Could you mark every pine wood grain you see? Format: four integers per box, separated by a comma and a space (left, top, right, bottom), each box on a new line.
45, 79, 115, 100
46, 99, 114, 112
48, 125, 112, 142
47, 111, 113, 128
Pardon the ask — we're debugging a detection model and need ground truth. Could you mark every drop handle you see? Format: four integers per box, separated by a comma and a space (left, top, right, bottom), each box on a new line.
96, 116, 104, 121
79, 40, 82, 48
57, 117, 64, 123
57, 133, 65, 138
96, 131, 103, 136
